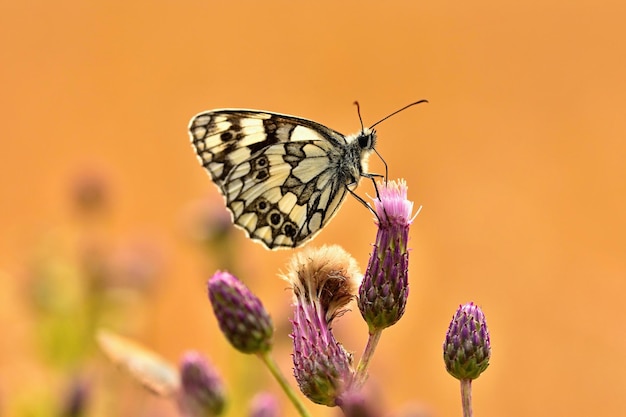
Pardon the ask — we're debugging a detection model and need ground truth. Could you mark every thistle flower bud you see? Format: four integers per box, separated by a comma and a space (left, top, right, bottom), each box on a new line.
358, 179, 416, 332
61, 376, 89, 417
181, 197, 236, 269
208, 271, 273, 354
283, 245, 359, 406
70, 167, 110, 215
336, 389, 379, 417
177, 351, 226, 417
291, 302, 354, 406
443, 302, 491, 380
248, 392, 279, 417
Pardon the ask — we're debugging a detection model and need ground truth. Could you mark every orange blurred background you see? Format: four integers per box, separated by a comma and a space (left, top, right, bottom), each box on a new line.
2, 1, 626, 416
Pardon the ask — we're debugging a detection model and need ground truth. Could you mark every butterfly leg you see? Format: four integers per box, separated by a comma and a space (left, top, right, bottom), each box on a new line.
346, 186, 380, 221
362, 172, 385, 200
361, 172, 392, 223
372, 148, 388, 184
346, 178, 382, 223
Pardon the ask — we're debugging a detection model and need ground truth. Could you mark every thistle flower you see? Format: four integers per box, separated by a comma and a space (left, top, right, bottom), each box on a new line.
336, 389, 379, 417
182, 197, 233, 245
285, 245, 361, 322
358, 179, 415, 332
177, 351, 226, 417
61, 376, 89, 417
70, 167, 110, 215
106, 238, 164, 290
180, 197, 236, 269
443, 302, 491, 380
208, 271, 273, 354
283, 245, 360, 406
249, 392, 279, 417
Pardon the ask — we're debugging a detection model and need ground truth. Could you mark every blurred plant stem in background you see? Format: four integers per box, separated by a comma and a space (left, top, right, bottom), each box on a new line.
12, 167, 165, 417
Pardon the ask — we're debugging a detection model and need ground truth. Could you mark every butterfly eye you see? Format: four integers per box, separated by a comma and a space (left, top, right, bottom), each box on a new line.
358, 134, 372, 149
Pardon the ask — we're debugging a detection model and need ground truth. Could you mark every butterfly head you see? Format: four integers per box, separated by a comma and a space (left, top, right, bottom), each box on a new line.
353, 102, 378, 152
346, 127, 378, 183
357, 127, 377, 151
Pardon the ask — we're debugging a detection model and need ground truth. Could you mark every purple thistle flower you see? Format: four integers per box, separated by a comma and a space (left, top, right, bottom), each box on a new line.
248, 392, 280, 417
208, 271, 273, 354
70, 167, 110, 216
283, 245, 360, 406
177, 351, 226, 417
61, 376, 89, 417
358, 179, 416, 332
291, 302, 354, 406
336, 389, 379, 417
443, 302, 491, 380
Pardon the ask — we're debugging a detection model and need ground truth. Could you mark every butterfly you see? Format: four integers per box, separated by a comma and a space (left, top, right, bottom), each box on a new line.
188, 101, 427, 250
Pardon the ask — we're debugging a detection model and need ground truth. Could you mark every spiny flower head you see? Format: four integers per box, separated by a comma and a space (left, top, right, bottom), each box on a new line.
283, 245, 360, 406
443, 302, 491, 380
177, 351, 226, 417
358, 179, 416, 332
208, 271, 273, 354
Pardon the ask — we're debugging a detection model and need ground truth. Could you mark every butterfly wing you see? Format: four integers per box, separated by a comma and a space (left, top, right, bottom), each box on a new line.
189, 110, 352, 249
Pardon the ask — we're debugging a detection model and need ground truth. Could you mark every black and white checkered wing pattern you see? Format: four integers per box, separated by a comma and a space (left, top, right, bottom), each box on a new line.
189, 110, 366, 249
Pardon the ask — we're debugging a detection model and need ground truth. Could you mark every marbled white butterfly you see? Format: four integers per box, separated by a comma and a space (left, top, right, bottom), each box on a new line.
188, 101, 427, 250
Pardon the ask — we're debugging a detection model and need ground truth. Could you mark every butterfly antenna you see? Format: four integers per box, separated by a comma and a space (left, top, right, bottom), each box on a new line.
353, 101, 366, 133
367, 99, 428, 183
355, 99, 427, 213
369, 99, 429, 129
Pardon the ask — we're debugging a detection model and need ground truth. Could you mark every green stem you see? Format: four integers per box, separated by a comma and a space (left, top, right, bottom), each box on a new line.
258, 351, 311, 417
354, 329, 383, 389
460, 379, 473, 417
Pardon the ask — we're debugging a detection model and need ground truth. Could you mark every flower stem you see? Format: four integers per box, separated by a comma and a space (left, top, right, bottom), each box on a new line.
258, 351, 311, 417
460, 379, 473, 417
354, 329, 383, 389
